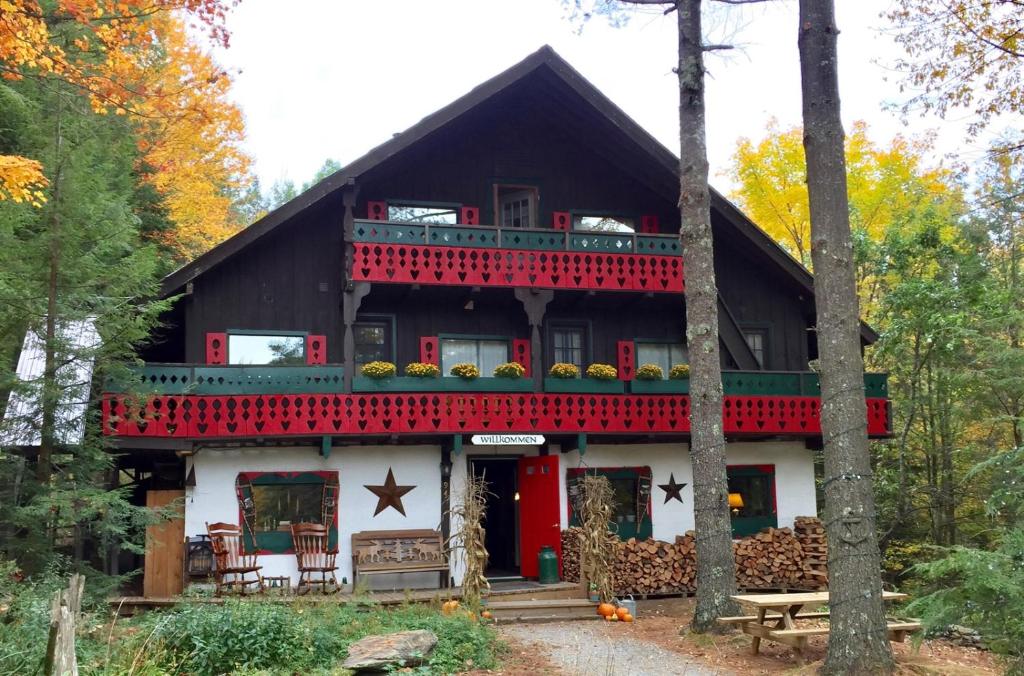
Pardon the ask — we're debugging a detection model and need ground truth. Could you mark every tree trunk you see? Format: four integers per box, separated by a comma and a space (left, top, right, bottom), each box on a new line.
797, 1, 895, 673
37, 91, 65, 484
676, 0, 738, 632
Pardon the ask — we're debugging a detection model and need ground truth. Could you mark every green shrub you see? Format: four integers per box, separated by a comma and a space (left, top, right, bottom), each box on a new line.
97, 600, 498, 675
906, 528, 1024, 671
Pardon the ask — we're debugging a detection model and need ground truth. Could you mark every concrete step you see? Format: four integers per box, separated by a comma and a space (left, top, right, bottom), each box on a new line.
485, 598, 599, 623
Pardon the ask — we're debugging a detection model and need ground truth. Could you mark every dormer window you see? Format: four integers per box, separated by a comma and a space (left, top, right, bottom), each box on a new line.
573, 213, 635, 233
495, 184, 538, 228
387, 202, 458, 225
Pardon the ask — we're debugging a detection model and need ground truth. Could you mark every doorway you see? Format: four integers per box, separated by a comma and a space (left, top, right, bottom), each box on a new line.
469, 457, 520, 579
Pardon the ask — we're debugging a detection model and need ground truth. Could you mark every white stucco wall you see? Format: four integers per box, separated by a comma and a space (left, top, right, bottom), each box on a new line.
182, 440, 817, 589
185, 444, 442, 590
559, 440, 817, 539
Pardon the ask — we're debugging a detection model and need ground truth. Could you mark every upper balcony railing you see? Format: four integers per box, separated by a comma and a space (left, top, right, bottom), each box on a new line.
102, 364, 891, 439
348, 220, 685, 293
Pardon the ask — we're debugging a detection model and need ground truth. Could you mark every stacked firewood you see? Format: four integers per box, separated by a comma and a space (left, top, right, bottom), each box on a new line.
794, 516, 828, 589
560, 517, 831, 595
733, 526, 805, 588
613, 534, 697, 594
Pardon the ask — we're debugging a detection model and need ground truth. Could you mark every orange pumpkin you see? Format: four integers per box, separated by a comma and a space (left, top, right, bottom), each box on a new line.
615, 607, 629, 620
597, 602, 616, 617
481, 610, 492, 620
622, 613, 634, 623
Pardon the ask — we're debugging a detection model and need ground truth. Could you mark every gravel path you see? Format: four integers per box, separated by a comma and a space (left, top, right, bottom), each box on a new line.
500, 621, 730, 676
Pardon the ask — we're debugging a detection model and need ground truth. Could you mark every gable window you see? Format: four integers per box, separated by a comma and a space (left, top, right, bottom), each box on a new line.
228, 332, 305, 365
495, 185, 538, 228
440, 336, 508, 376
573, 214, 635, 233
235, 471, 339, 554
636, 341, 688, 377
387, 202, 458, 225
743, 328, 768, 368
567, 467, 653, 541
549, 323, 587, 370
353, 316, 394, 369
727, 465, 777, 537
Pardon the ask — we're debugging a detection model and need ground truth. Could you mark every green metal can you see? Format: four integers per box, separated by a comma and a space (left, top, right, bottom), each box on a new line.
538, 545, 560, 584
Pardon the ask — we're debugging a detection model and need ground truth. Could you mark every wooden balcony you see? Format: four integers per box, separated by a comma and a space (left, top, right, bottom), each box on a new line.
102, 365, 890, 440
348, 220, 684, 292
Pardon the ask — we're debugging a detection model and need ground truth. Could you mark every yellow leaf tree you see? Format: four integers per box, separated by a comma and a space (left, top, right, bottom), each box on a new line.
727, 120, 962, 315
0, 0, 242, 229
138, 15, 253, 260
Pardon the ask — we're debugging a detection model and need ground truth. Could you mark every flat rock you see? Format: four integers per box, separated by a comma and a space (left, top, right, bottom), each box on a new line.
342, 629, 438, 671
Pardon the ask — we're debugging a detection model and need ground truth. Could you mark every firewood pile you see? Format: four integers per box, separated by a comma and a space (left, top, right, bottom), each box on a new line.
560, 516, 829, 595
794, 516, 829, 589
734, 526, 805, 588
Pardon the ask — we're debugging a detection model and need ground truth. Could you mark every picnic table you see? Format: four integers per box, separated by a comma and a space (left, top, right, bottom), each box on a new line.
720, 591, 921, 661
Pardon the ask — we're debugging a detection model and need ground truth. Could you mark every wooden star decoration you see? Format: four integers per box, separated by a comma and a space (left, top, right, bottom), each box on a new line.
658, 473, 687, 504
365, 467, 415, 516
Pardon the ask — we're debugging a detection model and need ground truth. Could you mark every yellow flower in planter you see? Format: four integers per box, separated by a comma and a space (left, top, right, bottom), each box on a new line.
450, 362, 480, 379
361, 361, 396, 379
669, 364, 691, 380
549, 362, 580, 379
585, 363, 618, 381
404, 362, 440, 378
635, 363, 664, 381
493, 362, 526, 379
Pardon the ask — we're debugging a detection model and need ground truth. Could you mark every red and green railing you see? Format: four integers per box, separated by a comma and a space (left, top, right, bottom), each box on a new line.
103, 365, 890, 438
349, 220, 684, 292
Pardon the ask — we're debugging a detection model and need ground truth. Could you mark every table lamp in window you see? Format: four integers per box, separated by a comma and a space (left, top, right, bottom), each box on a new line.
728, 492, 745, 515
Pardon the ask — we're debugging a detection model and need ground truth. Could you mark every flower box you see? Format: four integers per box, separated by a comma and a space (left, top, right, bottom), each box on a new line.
543, 377, 625, 394
629, 378, 689, 394
354, 376, 535, 392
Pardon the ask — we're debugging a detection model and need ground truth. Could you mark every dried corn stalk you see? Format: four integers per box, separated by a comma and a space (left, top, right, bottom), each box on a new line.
579, 474, 617, 604
448, 472, 491, 610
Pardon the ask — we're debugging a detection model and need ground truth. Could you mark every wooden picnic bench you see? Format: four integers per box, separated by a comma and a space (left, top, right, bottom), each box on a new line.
720, 591, 922, 661
351, 529, 450, 589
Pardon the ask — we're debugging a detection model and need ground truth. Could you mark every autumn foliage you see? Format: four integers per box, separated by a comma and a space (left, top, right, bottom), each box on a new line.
0, 0, 251, 258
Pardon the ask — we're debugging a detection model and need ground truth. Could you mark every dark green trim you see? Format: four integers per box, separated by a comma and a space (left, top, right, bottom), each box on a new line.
109, 364, 345, 395
543, 378, 625, 394
731, 516, 777, 537
629, 379, 689, 394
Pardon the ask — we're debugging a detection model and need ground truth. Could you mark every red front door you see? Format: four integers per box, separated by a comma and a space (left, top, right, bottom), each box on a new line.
517, 455, 562, 578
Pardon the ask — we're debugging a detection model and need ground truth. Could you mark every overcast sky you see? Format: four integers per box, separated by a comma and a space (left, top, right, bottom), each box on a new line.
213, 0, 992, 195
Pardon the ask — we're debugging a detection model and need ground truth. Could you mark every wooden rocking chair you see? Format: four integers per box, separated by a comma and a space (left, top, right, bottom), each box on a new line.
291, 522, 339, 594
206, 522, 265, 595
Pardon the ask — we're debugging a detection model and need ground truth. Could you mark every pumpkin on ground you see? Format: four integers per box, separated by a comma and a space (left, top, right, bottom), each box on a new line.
622, 613, 634, 623
481, 610, 492, 620
597, 602, 616, 617
615, 607, 629, 620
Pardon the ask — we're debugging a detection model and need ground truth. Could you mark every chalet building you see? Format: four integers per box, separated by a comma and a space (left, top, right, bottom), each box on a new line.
104, 46, 890, 593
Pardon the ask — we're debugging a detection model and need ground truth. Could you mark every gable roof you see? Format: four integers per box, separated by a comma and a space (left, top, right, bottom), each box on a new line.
162, 45, 877, 343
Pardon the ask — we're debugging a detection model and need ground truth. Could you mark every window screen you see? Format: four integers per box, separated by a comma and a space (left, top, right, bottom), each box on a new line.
552, 326, 585, 368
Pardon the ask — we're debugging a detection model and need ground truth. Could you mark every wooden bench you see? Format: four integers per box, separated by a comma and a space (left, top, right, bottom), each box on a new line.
351, 529, 450, 589
718, 611, 831, 625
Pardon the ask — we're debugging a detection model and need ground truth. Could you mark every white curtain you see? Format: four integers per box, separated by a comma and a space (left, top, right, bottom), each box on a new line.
636, 343, 688, 378
441, 339, 508, 376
